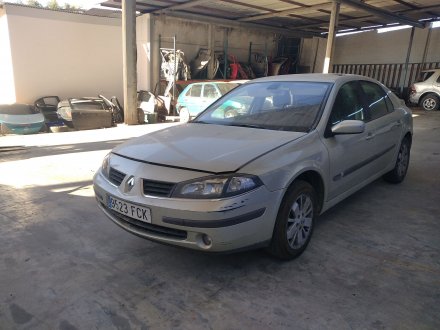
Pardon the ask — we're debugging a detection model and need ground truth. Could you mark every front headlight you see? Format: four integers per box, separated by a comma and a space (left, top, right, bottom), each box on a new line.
172, 174, 262, 199
101, 153, 111, 178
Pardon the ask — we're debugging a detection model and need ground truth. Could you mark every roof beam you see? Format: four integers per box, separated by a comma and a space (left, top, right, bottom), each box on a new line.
291, 4, 440, 31
155, 10, 321, 38
341, 0, 425, 28
238, 3, 333, 22
154, 0, 212, 13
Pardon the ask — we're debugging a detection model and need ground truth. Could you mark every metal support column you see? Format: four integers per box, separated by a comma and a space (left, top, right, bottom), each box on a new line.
122, 0, 138, 125
401, 27, 415, 94
420, 23, 433, 71
323, 0, 340, 73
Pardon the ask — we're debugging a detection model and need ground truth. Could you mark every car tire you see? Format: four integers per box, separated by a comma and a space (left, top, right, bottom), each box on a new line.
383, 137, 411, 184
268, 180, 317, 260
179, 108, 190, 123
420, 93, 440, 111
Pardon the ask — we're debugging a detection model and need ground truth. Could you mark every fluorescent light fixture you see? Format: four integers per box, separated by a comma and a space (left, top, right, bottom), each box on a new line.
336, 30, 372, 37
377, 25, 411, 33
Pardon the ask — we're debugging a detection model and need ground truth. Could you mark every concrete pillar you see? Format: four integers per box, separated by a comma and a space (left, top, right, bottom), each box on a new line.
323, 0, 340, 73
122, 0, 138, 125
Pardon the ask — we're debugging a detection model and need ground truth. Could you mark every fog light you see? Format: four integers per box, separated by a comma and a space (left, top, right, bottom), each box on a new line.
202, 234, 212, 246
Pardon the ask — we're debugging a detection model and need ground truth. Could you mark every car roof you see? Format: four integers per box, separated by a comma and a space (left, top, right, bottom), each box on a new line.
250, 73, 370, 84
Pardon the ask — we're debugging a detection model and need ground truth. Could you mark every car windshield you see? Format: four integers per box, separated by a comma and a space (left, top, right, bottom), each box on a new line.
193, 81, 331, 132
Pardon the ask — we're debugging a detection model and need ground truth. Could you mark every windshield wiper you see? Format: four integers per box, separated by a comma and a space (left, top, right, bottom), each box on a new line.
226, 123, 266, 129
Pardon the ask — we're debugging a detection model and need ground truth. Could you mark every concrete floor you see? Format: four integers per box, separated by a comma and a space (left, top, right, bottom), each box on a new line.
0, 112, 439, 329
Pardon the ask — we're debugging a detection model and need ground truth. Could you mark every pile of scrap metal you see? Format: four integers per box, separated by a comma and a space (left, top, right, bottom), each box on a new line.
56, 95, 123, 130
137, 90, 169, 124
190, 48, 219, 80
36, 95, 123, 131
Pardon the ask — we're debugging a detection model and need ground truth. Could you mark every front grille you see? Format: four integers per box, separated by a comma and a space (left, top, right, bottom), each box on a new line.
143, 179, 175, 197
105, 205, 187, 240
109, 167, 126, 186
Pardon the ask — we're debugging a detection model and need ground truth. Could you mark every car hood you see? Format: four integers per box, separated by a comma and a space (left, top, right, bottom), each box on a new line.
0, 113, 45, 125
113, 123, 306, 173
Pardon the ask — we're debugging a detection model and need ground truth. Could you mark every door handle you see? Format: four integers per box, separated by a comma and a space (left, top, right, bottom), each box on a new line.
365, 132, 375, 140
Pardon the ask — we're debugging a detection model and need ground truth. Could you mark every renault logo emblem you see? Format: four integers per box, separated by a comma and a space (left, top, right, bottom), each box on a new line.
126, 176, 135, 192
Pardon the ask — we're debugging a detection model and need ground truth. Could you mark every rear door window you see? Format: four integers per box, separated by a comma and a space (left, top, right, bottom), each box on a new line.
203, 84, 220, 99
360, 81, 390, 121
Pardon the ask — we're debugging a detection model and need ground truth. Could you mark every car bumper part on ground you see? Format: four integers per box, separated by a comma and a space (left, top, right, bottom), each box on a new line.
93, 158, 283, 252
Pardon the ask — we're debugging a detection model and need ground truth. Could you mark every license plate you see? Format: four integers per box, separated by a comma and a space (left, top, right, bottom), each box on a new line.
107, 195, 151, 223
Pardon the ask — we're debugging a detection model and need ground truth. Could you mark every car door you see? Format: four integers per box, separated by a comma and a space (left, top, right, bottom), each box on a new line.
321, 81, 378, 200
182, 84, 202, 116
71, 100, 112, 130
359, 81, 403, 173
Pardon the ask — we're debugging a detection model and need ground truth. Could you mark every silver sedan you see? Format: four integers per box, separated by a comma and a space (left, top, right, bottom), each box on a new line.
93, 74, 413, 260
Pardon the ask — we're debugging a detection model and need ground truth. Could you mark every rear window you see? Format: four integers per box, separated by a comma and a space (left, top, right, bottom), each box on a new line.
0, 104, 35, 115
417, 71, 435, 82
217, 83, 238, 95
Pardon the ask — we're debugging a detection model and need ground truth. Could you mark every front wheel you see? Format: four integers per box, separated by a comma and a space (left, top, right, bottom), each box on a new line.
420, 93, 439, 111
179, 108, 190, 123
268, 180, 317, 260
383, 137, 411, 183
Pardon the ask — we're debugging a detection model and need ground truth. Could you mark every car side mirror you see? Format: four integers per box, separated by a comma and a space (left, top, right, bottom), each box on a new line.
331, 120, 365, 135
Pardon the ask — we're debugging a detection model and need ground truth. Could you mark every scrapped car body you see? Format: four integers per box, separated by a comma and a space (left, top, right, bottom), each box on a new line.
176, 81, 239, 122
93, 74, 413, 260
57, 95, 122, 130
34, 96, 64, 130
0, 104, 45, 135
409, 69, 440, 111
137, 90, 168, 123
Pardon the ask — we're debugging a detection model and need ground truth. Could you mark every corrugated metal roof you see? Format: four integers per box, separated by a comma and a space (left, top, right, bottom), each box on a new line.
100, 0, 440, 35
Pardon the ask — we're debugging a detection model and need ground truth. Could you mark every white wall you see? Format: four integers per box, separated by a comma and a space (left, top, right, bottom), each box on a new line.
0, 9, 16, 103
300, 25, 440, 73
333, 26, 440, 64
3, 4, 123, 104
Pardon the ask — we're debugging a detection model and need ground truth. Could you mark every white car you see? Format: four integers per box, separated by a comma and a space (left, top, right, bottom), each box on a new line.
93, 74, 413, 260
408, 69, 440, 111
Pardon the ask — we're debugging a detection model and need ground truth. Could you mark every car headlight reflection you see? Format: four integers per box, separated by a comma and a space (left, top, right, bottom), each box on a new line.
172, 174, 262, 199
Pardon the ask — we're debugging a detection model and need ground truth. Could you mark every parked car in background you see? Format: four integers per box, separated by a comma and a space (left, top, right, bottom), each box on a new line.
34, 96, 64, 130
0, 104, 45, 135
409, 68, 440, 111
176, 81, 240, 122
93, 74, 413, 260
57, 95, 123, 130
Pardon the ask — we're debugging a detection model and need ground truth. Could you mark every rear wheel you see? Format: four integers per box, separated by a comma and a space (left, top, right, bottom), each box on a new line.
420, 93, 439, 111
383, 137, 411, 183
268, 180, 317, 260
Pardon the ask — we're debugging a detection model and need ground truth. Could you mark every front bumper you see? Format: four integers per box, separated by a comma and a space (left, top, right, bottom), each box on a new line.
93, 157, 284, 252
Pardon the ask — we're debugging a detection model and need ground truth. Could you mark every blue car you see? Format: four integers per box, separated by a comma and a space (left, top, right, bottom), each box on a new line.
0, 104, 45, 135
176, 81, 239, 122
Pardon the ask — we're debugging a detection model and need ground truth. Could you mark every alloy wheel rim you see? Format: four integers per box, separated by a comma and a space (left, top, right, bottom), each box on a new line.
286, 194, 313, 249
397, 143, 409, 177
423, 98, 436, 111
